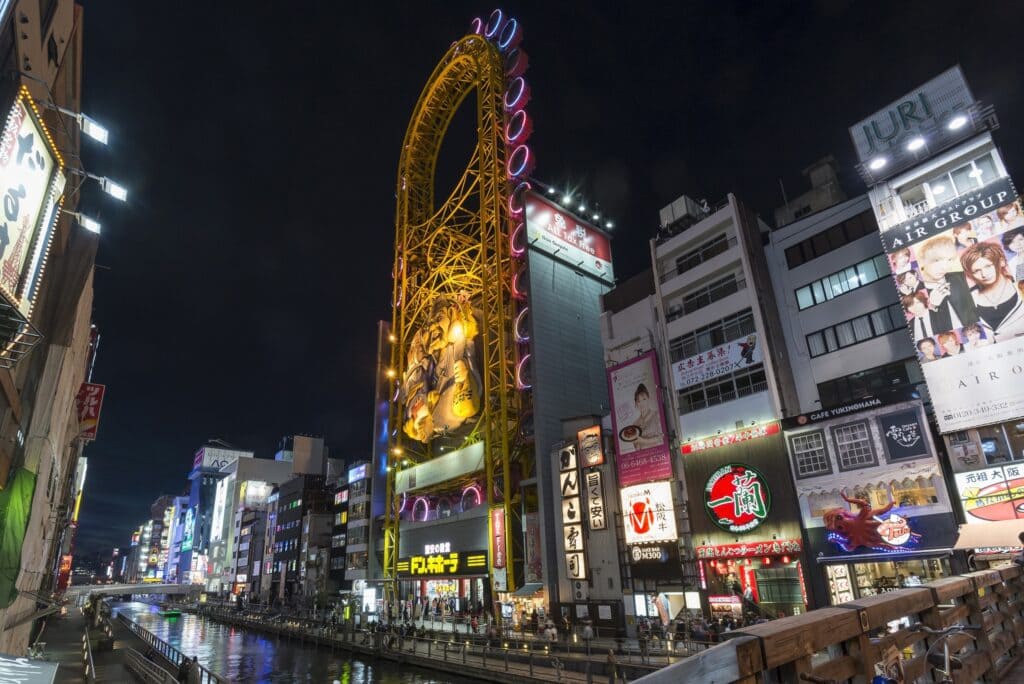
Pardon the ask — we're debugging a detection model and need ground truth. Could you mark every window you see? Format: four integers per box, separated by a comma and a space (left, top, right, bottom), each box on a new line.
795, 254, 890, 310
783, 211, 877, 268
790, 432, 831, 478
347, 527, 368, 545
682, 274, 746, 315
832, 422, 878, 470
805, 304, 904, 357
678, 365, 766, 413
816, 360, 922, 409
670, 234, 735, 278
669, 309, 755, 362
332, 533, 347, 548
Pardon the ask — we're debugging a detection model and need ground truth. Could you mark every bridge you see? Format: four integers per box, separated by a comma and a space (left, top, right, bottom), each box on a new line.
65, 582, 200, 599
639, 564, 1024, 683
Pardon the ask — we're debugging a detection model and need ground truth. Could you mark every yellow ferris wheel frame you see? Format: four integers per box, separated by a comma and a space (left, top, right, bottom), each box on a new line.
385, 15, 533, 604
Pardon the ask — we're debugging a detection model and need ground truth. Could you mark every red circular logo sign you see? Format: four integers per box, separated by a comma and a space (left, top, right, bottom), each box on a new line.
704, 464, 771, 534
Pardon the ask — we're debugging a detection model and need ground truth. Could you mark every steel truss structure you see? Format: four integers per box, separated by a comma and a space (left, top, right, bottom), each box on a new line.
385, 19, 532, 612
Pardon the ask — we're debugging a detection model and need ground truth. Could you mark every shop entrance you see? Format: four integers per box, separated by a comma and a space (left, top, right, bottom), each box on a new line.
824, 556, 951, 604
704, 556, 807, 618
399, 576, 489, 620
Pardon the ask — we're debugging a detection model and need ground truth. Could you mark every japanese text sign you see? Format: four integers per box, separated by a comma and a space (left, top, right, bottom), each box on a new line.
585, 469, 606, 530
395, 550, 488, 577
704, 464, 771, 534
75, 382, 105, 441
672, 333, 762, 391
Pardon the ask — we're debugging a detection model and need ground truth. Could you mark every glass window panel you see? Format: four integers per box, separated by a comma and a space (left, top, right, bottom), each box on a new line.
824, 328, 838, 352
835, 321, 856, 347
786, 245, 804, 269
810, 281, 826, 305
951, 164, 975, 195
827, 225, 847, 250
812, 232, 830, 257
873, 254, 890, 277
852, 315, 873, 341
807, 333, 826, 357
974, 153, 998, 186
855, 258, 877, 284
829, 274, 846, 297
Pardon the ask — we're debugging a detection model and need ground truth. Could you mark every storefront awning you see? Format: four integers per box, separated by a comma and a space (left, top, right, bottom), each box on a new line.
509, 582, 544, 597
954, 520, 1024, 550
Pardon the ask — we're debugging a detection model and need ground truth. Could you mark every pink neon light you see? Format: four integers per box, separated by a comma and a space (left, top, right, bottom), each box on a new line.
461, 484, 482, 508
514, 307, 530, 343
398, 492, 408, 514
516, 353, 533, 390
504, 48, 529, 78
506, 110, 529, 144
507, 144, 530, 178
510, 222, 525, 258
504, 77, 526, 110
412, 496, 430, 522
470, 17, 483, 34
512, 265, 527, 299
485, 9, 503, 38
507, 180, 531, 215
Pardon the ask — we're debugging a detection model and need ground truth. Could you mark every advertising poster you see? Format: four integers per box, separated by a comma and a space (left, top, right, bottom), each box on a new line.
607, 351, 673, 487
880, 176, 1024, 432
955, 462, 1024, 522
620, 481, 677, 545
671, 333, 762, 391
524, 512, 542, 583
398, 294, 483, 444
782, 395, 956, 559
524, 193, 613, 282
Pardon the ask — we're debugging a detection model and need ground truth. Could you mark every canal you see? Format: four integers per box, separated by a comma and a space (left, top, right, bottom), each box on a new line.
113, 602, 474, 683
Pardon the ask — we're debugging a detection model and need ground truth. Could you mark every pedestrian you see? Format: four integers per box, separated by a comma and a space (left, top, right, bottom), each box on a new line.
606, 648, 617, 684
186, 656, 202, 684
176, 656, 189, 683
582, 621, 594, 656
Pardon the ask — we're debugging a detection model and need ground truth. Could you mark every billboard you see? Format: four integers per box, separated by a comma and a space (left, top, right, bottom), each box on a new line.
671, 333, 761, 391
607, 351, 673, 487
849, 66, 973, 166
0, 87, 65, 320
524, 193, 613, 283
620, 481, 677, 545
75, 383, 105, 441
955, 463, 1024, 523
880, 176, 1024, 432
704, 464, 771, 534
782, 394, 956, 559
398, 294, 483, 444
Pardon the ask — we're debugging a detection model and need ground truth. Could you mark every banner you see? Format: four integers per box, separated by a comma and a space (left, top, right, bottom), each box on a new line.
671, 333, 762, 391
877, 176, 1024, 432
621, 481, 677, 545
75, 383, 105, 441
607, 352, 673, 487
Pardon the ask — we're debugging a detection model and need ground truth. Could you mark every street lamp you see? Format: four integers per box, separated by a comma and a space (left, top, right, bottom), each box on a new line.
40, 104, 109, 145
62, 210, 100, 234
67, 169, 127, 202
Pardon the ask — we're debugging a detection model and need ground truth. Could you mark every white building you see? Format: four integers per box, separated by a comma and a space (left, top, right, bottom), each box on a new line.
767, 193, 922, 412
653, 194, 797, 444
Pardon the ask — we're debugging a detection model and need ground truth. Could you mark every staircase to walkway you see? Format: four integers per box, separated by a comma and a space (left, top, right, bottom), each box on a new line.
638, 564, 1024, 683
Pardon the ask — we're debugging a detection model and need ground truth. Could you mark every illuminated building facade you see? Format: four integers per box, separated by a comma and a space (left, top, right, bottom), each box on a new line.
384, 9, 537, 614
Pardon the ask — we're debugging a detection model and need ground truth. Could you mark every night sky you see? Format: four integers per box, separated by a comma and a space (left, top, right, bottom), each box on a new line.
74, 1, 1024, 556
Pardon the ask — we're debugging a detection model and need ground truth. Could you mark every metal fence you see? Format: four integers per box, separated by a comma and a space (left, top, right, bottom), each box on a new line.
116, 613, 228, 684
124, 648, 179, 684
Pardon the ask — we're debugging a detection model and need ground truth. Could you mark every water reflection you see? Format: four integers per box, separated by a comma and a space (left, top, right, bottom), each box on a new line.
114, 602, 471, 683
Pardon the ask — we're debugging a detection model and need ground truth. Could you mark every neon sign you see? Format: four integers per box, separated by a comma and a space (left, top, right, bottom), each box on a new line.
395, 549, 488, 577
704, 464, 771, 533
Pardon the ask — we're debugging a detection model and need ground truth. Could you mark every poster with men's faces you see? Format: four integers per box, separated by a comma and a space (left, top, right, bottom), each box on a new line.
880, 176, 1024, 431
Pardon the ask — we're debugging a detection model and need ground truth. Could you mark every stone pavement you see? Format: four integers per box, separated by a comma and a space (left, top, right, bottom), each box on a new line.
42, 606, 152, 683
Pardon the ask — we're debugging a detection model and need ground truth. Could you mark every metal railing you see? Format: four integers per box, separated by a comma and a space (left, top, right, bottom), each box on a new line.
82, 627, 96, 683
197, 605, 700, 681
124, 647, 178, 684
117, 613, 228, 684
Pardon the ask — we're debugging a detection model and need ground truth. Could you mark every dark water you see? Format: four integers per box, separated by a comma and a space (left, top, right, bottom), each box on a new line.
114, 602, 474, 683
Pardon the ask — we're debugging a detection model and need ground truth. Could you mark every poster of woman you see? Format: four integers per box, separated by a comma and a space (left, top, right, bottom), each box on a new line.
606, 351, 673, 487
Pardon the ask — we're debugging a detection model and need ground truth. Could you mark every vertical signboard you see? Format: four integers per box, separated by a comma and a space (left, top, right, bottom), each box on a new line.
877, 177, 1024, 431
584, 469, 606, 530
607, 351, 673, 487
75, 383, 105, 441
490, 507, 506, 569
558, 444, 586, 580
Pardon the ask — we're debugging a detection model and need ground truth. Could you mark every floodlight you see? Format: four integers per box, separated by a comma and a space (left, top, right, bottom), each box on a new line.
869, 157, 887, 171
947, 115, 968, 131
906, 137, 925, 152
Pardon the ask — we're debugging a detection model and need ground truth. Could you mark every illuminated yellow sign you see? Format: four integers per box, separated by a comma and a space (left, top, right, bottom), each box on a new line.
396, 550, 488, 577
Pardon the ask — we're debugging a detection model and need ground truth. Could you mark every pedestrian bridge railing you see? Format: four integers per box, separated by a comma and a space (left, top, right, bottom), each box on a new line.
637, 564, 1024, 683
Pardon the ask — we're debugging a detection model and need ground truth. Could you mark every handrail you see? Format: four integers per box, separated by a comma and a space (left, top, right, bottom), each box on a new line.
636, 563, 1024, 683
116, 613, 228, 684
81, 621, 96, 683
124, 647, 178, 684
